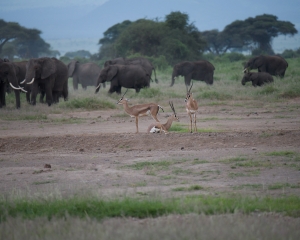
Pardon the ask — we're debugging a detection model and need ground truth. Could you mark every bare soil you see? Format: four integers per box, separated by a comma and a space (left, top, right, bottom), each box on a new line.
0, 99, 300, 198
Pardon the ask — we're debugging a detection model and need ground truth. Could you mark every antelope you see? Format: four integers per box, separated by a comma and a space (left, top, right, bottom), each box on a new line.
185, 82, 198, 133
117, 89, 164, 133
147, 101, 179, 134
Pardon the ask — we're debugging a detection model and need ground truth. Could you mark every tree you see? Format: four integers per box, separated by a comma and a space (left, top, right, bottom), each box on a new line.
64, 50, 91, 59
0, 19, 54, 59
98, 12, 206, 65
0, 19, 27, 55
223, 14, 298, 54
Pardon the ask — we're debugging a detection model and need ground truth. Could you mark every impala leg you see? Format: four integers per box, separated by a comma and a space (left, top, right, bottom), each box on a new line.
135, 116, 139, 133
193, 113, 197, 133
188, 112, 193, 133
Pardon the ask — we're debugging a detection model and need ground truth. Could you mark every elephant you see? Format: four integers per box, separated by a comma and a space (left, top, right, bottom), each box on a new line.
95, 64, 150, 94
104, 57, 158, 83
0, 59, 28, 108
171, 60, 215, 86
241, 72, 274, 87
24, 57, 68, 106
243, 55, 288, 77
67, 60, 105, 90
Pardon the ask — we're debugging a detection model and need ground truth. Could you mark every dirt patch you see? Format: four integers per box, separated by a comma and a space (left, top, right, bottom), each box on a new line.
0, 100, 300, 197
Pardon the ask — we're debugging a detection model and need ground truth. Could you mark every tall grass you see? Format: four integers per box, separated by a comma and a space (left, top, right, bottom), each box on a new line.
1, 195, 300, 222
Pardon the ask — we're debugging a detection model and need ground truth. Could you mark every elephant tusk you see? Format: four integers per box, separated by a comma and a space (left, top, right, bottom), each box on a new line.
20, 87, 27, 93
96, 83, 101, 89
20, 79, 26, 84
9, 82, 21, 90
27, 78, 34, 84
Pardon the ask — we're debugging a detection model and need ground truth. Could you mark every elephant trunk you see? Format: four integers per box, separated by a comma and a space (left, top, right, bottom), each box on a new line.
170, 72, 176, 87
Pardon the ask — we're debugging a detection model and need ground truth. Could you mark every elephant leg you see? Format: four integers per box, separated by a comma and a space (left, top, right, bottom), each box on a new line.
14, 89, 20, 109
0, 83, 5, 107
135, 88, 140, 93
73, 78, 78, 90
30, 83, 39, 105
45, 84, 53, 106
184, 76, 192, 86
62, 81, 68, 101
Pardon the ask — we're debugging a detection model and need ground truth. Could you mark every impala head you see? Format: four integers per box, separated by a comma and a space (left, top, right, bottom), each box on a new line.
117, 88, 129, 104
185, 81, 194, 102
169, 101, 179, 122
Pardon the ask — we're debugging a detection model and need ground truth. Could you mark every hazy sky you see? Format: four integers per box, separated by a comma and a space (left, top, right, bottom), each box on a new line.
1, 0, 300, 54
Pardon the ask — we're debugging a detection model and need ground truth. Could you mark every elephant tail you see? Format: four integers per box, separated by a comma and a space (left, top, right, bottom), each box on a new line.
158, 105, 164, 112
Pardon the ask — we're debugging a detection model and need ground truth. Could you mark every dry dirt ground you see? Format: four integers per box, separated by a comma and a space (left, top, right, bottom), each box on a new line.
0, 99, 300, 198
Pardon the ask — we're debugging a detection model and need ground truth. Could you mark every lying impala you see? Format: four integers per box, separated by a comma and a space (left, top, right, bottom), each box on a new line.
185, 82, 198, 133
117, 89, 164, 133
147, 101, 179, 134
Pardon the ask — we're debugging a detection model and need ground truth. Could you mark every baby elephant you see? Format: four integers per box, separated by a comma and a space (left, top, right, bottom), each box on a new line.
241, 72, 274, 87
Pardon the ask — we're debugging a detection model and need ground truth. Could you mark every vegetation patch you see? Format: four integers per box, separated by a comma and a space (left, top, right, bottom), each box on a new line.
172, 185, 204, 191
1, 195, 300, 222
59, 97, 116, 110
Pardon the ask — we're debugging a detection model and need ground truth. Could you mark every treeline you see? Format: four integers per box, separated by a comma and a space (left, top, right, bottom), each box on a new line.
0, 12, 298, 66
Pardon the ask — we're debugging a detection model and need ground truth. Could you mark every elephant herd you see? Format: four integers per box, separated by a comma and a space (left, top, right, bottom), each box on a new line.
0, 55, 288, 109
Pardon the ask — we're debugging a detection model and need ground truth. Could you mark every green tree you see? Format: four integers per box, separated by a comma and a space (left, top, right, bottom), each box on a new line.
99, 12, 206, 65
0, 19, 54, 59
223, 14, 298, 54
0, 19, 27, 56
65, 50, 91, 58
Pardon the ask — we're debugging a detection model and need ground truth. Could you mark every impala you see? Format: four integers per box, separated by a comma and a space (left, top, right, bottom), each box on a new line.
147, 101, 179, 134
117, 89, 164, 133
185, 82, 198, 133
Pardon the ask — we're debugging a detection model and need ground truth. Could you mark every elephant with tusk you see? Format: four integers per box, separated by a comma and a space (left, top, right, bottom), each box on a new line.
24, 57, 68, 106
0, 59, 29, 108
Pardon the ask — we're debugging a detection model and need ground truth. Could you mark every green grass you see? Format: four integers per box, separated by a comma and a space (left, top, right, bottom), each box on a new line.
124, 161, 172, 170
264, 151, 296, 157
1, 195, 300, 222
59, 97, 116, 110
172, 185, 204, 191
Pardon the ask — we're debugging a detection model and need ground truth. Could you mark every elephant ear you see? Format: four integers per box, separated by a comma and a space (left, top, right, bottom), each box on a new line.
68, 60, 78, 77
253, 56, 264, 68
180, 62, 194, 75
41, 58, 56, 79
106, 66, 118, 82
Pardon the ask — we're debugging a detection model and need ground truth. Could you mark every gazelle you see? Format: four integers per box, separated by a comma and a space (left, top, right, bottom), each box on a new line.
117, 89, 164, 133
185, 82, 198, 133
147, 101, 179, 134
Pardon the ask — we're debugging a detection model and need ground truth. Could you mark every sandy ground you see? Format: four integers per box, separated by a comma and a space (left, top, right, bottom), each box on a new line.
0, 99, 300, 198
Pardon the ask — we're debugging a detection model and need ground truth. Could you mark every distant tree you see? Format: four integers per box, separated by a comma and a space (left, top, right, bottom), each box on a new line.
0, 19, 55, 59
99, 12, 206, 65
0, 19, 27, 56
165, 11, 189, 30
223, 14, 298, 55
64, 50, 91, 58
13, 29, 52, 58
99, 20, 132, 45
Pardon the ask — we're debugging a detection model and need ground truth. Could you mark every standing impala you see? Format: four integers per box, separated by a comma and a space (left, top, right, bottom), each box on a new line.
117, 89, 164, 133
147, 101, 179, 134
185, 82, 198, 133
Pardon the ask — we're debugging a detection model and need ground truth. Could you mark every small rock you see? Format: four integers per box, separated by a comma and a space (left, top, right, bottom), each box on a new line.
234, 145, 238, 148
181, 147, 184, 150
252, 147, 257, 150
44, 164, 51, 168
79, 148, 85, 152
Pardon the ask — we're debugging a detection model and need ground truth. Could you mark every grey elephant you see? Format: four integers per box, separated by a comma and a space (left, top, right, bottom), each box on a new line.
95, 64, 150, 94
104, 57, 158, 83
171, 60, 215, 86
24, 57, 68, 106
241, 72, 274, 87
0, 59, 28, 108
243, 55, 288, 77
67, 60, 104, 90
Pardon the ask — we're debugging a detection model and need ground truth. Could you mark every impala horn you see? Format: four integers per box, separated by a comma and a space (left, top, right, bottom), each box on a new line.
169, 101, 176, 115
117, 88, 129, 103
